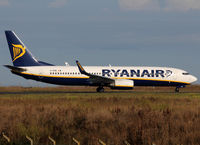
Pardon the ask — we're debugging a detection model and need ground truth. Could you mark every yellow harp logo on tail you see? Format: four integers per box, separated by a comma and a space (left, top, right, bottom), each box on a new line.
12, 44, 26, 62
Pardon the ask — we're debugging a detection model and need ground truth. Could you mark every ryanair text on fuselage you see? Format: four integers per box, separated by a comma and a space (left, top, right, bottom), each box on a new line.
102, 69, 172, 78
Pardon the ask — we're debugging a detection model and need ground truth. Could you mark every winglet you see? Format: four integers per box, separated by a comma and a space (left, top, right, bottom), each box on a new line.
76, 60, 87, 74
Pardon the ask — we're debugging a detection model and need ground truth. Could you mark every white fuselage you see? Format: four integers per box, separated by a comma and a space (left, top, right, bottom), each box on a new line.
17, 66, 197, 87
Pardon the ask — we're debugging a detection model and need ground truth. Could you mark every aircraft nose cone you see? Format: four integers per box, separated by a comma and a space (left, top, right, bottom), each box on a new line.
191, 75, 198, 83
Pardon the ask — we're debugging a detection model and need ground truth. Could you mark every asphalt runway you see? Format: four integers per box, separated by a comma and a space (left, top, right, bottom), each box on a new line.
0, 91, 199, 95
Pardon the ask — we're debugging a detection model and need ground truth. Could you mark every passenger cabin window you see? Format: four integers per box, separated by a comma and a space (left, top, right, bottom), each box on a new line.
182, 72, 189, 75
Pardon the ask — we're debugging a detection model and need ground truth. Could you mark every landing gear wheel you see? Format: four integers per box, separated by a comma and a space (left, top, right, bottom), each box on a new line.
96, 87, 104, 93
175, 87, 179, 93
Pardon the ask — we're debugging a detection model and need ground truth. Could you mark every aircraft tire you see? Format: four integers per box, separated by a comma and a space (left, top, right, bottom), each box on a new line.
175, 87, 179, 93
97, 87, 104, 93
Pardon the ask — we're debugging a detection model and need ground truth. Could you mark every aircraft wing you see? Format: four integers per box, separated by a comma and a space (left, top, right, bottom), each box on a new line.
76, 60, 114, 84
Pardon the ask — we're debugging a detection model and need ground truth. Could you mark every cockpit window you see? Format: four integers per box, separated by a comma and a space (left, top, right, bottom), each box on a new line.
182, 72, 190, 75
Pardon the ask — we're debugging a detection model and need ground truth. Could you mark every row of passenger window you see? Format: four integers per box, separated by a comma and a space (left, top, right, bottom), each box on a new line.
50, 72, 80, 75
50, 72, 102, 75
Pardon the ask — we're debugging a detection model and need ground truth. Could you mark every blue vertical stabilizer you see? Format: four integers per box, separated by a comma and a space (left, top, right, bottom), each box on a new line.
5, 31, 41, 66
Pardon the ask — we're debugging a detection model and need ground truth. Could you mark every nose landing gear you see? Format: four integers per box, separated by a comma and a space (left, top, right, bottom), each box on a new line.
96, 86, 104, 92
175, 85, 185, 93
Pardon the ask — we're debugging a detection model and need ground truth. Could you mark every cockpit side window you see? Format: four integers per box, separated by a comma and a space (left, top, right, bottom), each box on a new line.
182, 72, 190, 75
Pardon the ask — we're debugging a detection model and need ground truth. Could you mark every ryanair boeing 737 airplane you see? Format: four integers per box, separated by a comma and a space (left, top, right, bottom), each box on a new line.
4, 31, 197, 92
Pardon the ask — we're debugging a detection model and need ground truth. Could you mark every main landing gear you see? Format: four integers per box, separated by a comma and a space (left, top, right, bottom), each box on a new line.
175, 86, 185, 93
96, 86, 104, 93
175, 87, 180, 93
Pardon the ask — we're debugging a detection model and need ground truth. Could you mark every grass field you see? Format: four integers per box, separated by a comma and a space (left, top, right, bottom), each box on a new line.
0, 86, 200, 145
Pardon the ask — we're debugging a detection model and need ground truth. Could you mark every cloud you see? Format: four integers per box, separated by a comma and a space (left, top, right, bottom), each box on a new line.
119, 0, 200, 11
165, 0, 200, 11
119, 0, 160, 11
0, 0, 9, 6
49, 0, 67, 8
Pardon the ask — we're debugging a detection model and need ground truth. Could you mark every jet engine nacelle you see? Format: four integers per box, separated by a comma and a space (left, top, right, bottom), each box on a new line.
110, 79, 134, 90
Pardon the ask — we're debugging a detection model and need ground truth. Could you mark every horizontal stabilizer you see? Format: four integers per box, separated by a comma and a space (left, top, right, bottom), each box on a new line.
4, 65, 26, 72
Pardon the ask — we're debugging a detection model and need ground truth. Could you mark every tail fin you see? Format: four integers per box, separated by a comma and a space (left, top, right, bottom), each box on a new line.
5, 31, 41, 66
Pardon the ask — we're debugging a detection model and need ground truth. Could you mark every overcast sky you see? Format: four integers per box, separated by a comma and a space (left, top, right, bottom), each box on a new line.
0, 0, 200, 86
